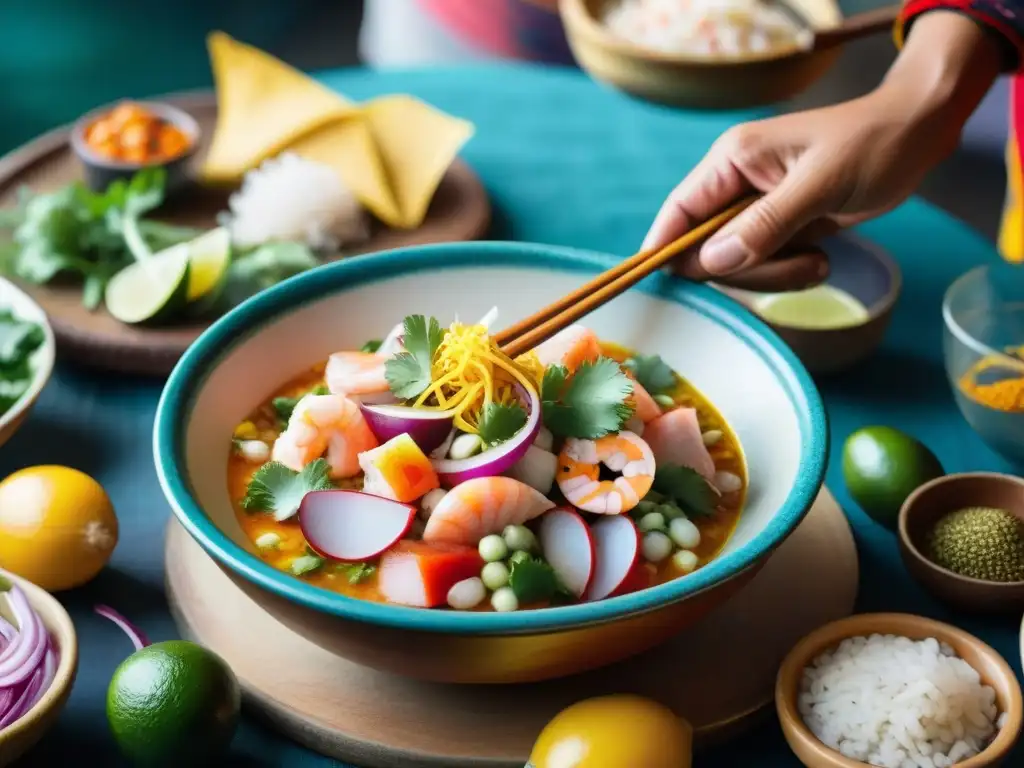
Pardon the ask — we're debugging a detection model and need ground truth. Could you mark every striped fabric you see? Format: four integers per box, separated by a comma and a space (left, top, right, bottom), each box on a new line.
415, 0, 575, 63
898, 0, 1024, 261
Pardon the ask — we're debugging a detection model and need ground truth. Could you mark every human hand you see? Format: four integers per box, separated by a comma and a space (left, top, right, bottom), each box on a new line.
642, 12, 1003, 293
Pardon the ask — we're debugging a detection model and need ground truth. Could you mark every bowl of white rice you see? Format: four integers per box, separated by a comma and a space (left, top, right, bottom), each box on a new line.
560, 0, 843, 109
776, 613, 1022, 768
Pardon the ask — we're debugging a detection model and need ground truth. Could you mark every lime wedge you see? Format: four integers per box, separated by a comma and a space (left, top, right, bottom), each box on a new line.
753, 285, 869, 330
185, 227, 232, 305
105, 244, 191, 325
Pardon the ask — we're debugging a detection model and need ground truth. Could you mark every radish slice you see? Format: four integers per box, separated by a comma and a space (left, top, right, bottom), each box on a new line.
359, 403, 455, 453
299, 490, 416, 561
585, 515, 642, 602
378, 323, 405, 356
538, 508, 595, 598
432, 383, 540, 487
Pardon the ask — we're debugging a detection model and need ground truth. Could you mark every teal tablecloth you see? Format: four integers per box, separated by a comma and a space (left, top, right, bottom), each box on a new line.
7, 64, 1022, 767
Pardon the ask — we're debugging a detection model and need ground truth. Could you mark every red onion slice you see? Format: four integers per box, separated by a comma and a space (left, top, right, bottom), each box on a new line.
358, 403, 455, 454
95, 605, 150, 652
0, 667, 43, 729
0, 588, 45, 687
431, 384, 540, 487
0, 586, 60, 731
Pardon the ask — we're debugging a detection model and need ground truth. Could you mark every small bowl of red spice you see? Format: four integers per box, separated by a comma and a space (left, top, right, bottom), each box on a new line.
71, 100, 200, 194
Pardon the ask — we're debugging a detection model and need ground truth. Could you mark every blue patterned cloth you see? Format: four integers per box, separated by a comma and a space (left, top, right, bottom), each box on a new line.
8, 64, 1022, 767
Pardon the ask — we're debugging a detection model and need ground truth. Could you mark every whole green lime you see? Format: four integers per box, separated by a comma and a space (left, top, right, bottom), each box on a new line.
107, 640, 240, 766
842, 426, 945, 529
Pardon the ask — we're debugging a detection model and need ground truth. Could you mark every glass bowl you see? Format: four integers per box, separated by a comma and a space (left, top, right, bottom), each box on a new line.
943, 263, 1024, 464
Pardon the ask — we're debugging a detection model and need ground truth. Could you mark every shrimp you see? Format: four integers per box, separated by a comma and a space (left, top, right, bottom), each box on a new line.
271, 394, 379, 479
557, 431, 655, 515
422, 477, 554, 547
325, 351, 390, 398
533, 325, 601, 374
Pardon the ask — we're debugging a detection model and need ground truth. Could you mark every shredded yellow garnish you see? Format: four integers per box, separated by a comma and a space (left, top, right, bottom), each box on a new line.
413, 322, 543, 433
958, 344, 1024, 413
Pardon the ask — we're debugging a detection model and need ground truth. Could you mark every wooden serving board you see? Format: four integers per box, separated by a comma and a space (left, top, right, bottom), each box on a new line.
0, 92, 491, 376
165, 487, 859, 768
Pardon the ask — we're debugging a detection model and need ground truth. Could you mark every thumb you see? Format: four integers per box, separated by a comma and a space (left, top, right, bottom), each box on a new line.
699, 170, 830, 276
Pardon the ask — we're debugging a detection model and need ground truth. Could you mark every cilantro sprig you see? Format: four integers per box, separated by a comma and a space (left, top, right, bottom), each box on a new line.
623, 354, 676, 396
242, 458, 335, 521
477, 402, 527, 446
334, 562, 377, 584
540, 357, 633, 439
508, 556, 563, 603
384, 315, 444, 399
652, 464, 719, 518
0, 311, 44, 417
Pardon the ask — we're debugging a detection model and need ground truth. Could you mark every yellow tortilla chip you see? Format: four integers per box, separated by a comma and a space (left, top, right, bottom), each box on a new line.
202, 32, 355, 181
288, 117, 403, 228
202, 32, 476, 230
362, 95, 475, 229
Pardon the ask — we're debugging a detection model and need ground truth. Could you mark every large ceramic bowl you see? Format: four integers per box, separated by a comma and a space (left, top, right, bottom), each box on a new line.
154, 242, 828, 684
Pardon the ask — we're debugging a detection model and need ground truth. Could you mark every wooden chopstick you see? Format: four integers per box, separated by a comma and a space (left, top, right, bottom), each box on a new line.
497, 196, 756, 359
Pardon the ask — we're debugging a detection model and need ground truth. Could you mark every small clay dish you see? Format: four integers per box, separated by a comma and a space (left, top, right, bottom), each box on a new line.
776, 613, 1023, 768
898, 472, 1024, 613
718, 234, 902, 375
0, 569, 78, 766
70, 99, 200, 195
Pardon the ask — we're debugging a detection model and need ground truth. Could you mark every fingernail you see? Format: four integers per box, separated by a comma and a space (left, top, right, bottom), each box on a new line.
701, 235, 751, 275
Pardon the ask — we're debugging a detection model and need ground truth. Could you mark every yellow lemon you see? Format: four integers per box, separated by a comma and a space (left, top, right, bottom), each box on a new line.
0, 465, 118, 591
529, 695, 692, 768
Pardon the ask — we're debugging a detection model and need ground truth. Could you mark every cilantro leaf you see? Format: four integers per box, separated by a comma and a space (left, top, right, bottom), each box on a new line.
0, 312, 44, 417
273, 385, 329, 422
624, 354, 676, 396
508, 557, 560, 603
541, 364, 568, 401
385, 314, 443, 399
540, 357, 633, 439
335, 562, 377, 584
222, 242, 320, 307
241, 458, 335, 521
477, 402, 527, 446
652, 464, 718, 517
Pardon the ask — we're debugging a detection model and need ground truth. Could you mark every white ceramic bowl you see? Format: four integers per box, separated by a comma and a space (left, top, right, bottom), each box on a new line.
154, 242, 827, 683
0, 278, 55, 449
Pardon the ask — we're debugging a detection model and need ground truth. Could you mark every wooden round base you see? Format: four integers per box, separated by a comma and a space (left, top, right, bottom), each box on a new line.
165, 487, 858, 768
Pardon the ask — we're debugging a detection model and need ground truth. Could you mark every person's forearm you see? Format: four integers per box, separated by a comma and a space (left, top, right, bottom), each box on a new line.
876, 11, 1003, 136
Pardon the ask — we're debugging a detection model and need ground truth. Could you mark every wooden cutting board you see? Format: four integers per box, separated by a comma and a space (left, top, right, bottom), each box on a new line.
165, 486, 859, 768
0, 92, 491, 376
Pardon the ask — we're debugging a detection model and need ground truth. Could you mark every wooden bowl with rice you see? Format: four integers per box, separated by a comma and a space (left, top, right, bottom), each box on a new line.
776, 613, 1023, 768
560, 0, 844, 109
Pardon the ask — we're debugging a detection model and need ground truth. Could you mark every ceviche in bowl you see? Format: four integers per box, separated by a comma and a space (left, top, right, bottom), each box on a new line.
154, 242, 826, 683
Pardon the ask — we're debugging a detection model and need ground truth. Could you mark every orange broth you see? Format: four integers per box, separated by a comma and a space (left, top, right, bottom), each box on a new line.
228, 344, 746, 607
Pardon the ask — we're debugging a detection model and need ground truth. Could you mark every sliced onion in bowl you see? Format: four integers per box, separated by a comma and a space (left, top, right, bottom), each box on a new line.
359, 404, 455, 453
432, 384, 540, 487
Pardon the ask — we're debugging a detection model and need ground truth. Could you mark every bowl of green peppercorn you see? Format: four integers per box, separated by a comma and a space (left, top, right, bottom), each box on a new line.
898, 472, 1024, 614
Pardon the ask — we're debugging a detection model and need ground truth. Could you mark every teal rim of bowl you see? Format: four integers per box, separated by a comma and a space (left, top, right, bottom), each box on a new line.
154, 241, 829, 634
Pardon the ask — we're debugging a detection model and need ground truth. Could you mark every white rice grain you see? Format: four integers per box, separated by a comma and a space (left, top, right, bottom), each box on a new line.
603, 0, 812, 58
227, 152, 369, 251
799, 634, 1002, 768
